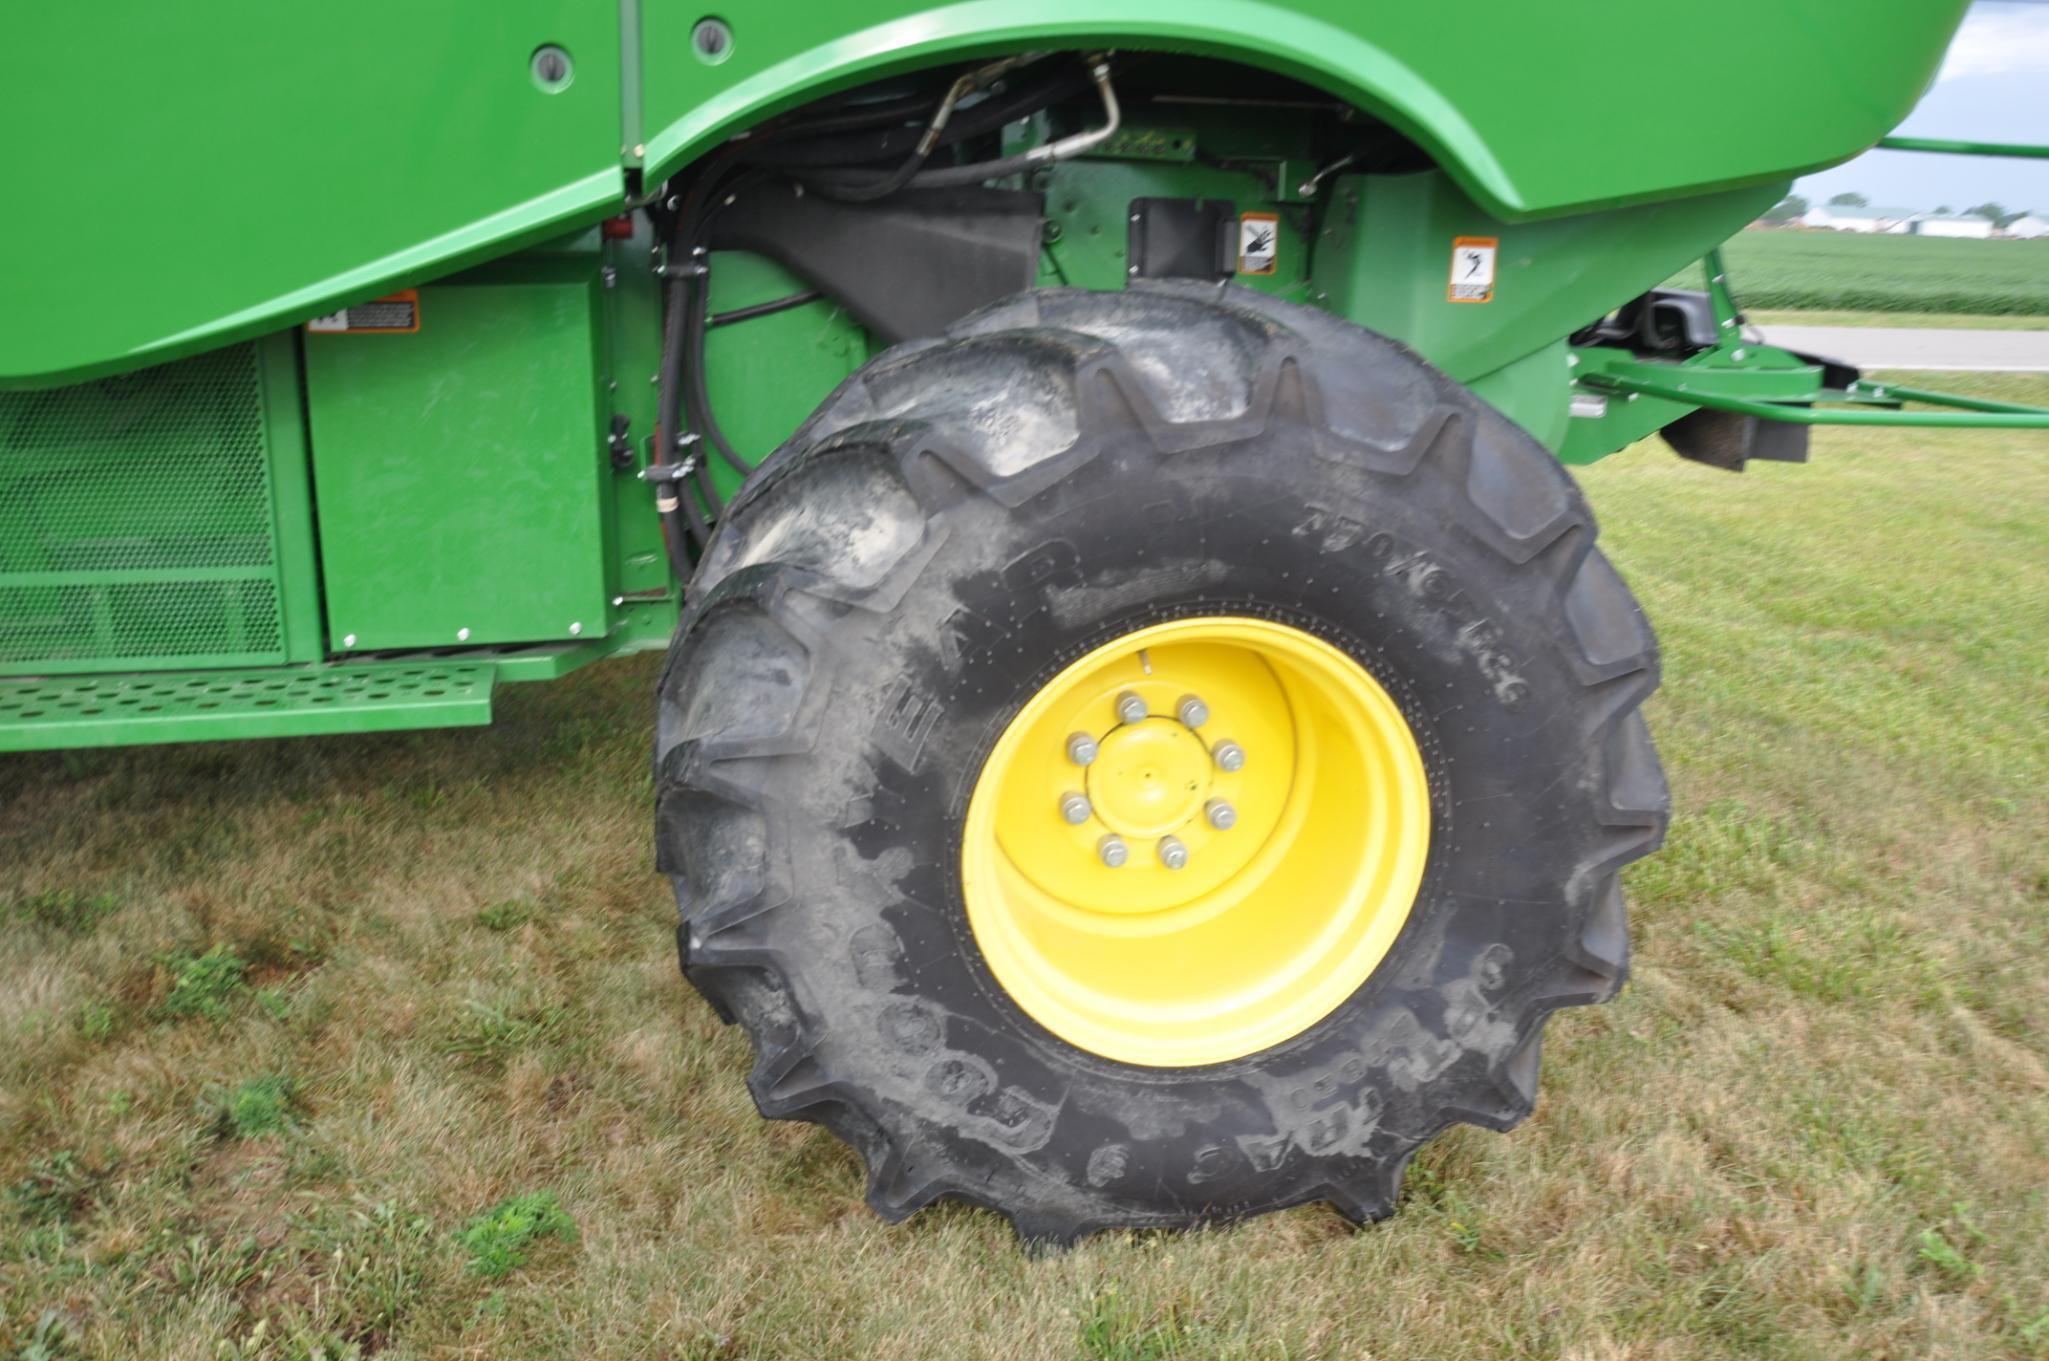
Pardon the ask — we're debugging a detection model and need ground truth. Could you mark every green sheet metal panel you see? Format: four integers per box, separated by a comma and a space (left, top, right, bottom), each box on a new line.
305, 273, 615, 652
0, 0, 623, 388
6, 0, 1971, 389
0, 334, 319, 676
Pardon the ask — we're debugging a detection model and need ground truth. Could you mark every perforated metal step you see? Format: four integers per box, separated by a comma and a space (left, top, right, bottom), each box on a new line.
0, 661, 493, 752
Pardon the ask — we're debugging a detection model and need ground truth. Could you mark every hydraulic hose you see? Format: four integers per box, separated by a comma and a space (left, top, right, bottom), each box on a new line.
748, 61, 1091, 171
795, 60, 1119, 198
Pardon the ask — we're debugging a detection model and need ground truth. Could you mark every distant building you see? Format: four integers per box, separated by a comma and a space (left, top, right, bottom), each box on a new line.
2003, 214, 2049, 239
1800, 204, 1921, 233
1908, 213, 1994, 239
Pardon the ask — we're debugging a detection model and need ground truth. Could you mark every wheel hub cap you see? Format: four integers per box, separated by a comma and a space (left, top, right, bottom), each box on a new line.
1087, 719, 1211, 839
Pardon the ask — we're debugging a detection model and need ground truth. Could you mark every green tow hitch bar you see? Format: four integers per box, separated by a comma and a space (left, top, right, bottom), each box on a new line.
1580, 367, 2049, 430
1565, 244, 2049, 464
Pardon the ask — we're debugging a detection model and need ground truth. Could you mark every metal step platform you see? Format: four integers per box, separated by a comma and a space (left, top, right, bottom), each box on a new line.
0, 660, 495, 752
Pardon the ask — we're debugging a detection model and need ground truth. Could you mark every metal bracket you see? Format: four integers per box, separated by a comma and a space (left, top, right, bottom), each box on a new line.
1579, 365, 2049, 429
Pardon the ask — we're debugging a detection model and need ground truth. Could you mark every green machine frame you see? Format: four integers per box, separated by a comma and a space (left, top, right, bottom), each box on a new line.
2, 18, 2045, 754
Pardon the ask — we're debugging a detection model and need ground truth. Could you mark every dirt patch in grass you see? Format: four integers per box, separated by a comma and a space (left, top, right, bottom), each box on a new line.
2, 388, 2045, 1358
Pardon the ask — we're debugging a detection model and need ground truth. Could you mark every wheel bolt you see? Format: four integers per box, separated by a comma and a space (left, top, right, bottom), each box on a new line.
1060, 791, 1092, 825
1158, 836, 1189, 870
1176, 695, 1209, 728
1205, 798, 1236, 830
1066, 732, 1098, 765
1213, 739, 1246, 772
1115, 690, 1148, 724
1098, 834, 1129, 868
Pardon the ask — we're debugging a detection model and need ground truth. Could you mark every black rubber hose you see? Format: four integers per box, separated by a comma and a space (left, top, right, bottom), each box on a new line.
711, 290, 824, 327
652, 265, 712, 564
813, 144, 935, 203
775, 87, 941, 136
681, 268, 755, 478
762, 62, 1090, 175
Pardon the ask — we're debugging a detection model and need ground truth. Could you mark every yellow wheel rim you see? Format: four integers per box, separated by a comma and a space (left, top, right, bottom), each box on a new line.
961, 616, 1431, 1067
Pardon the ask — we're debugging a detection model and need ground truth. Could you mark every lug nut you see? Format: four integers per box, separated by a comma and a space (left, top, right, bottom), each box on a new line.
1205, 798, 1236, 830
1066, 732, 1099, 766
1213, 739, 1246, 772
1115, 690, 1148, 724
1176, 694, 1210, 728
1157, 836, 1189, 870
1060, 791, 1092, 825
1097, 834, 1129, 868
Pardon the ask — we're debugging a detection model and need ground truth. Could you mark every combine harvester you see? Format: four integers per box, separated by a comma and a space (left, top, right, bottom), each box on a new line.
3, 0, 2040, 1242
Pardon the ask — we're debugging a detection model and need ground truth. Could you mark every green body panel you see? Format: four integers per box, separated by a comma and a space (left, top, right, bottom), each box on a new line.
305, 261, 619, 653
1312, 172, 1785, 387
1, 0, 1967, 388
0, 1, 627, 388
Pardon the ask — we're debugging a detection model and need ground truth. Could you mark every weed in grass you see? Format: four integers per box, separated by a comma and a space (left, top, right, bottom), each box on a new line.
3, 1310, 71, 1361
1843, 1263, 1889, 1316
2005, 1297, 2049, 1351
4, 889, 118, 936
455, 1190, 576, 1278
1917, 1226, 1979, 1283
474, 900, 533, 932
1077, 1289, 1186, 1361
163, 1231, 266, 1297
158, 945, 249, 1022
6, 1151, 107, 1226
203, 1075, 297, 1139
72, 1001, 116, 1042
274, 1196, 439, 1348
445, 997, 566, 1069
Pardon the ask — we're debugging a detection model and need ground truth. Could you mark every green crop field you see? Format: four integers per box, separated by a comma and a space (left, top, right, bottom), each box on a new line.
1670, 231, 2049, 317
3, 375, 2047, 1359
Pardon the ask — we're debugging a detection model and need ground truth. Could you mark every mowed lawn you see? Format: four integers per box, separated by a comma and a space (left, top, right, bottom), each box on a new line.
2, 375, 2045, 1360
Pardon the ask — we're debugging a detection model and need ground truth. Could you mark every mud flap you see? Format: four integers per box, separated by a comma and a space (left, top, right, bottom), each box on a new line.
1661, 406, 1810, 471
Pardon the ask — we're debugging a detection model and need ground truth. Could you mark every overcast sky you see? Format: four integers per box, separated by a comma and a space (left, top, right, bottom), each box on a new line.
1793, 0, 2049, 213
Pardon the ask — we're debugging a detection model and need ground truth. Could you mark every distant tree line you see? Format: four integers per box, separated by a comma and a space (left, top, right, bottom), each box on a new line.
1760, 192, 2032, 227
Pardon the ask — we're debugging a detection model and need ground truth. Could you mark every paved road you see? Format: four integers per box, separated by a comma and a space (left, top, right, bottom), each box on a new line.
1758, 325, 2049, 373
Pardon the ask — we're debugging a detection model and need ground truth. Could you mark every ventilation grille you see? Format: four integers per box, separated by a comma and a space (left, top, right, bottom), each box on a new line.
0, 344, 285, 670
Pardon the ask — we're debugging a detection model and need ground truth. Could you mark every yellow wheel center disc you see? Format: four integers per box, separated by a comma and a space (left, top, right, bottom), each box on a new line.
960, 616, 1431, 1067
1087, 720, 1211, 837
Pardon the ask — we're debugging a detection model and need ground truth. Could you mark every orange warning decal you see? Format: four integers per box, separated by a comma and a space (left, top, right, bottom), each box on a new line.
1447, 237, 1497, 304
307, 289, 420, 334
1238, 212, 1280, 276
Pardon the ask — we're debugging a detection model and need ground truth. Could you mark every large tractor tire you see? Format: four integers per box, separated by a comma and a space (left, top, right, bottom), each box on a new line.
653, 282, 1667, 1243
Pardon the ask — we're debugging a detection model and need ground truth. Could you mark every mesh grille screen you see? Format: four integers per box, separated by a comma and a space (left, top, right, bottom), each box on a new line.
0, 344, 284, 668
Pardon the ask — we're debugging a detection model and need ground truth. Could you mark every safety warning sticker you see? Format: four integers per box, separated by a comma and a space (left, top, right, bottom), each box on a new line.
307, 290, 421, 334
1447, 237, 1497, 303
1239, 212, 1279, 276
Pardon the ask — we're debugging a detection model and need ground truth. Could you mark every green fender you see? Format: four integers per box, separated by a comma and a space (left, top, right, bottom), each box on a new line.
1, 0, 1965, 387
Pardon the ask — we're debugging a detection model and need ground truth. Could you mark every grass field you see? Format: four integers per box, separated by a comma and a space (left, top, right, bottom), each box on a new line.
1747, 309, 2048, 332
1668, 232, 2049, 316
3, 374, 2046, 1359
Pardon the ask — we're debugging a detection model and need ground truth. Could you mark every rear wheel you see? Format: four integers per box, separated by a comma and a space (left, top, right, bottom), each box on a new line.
655, 283, 1667, 1243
